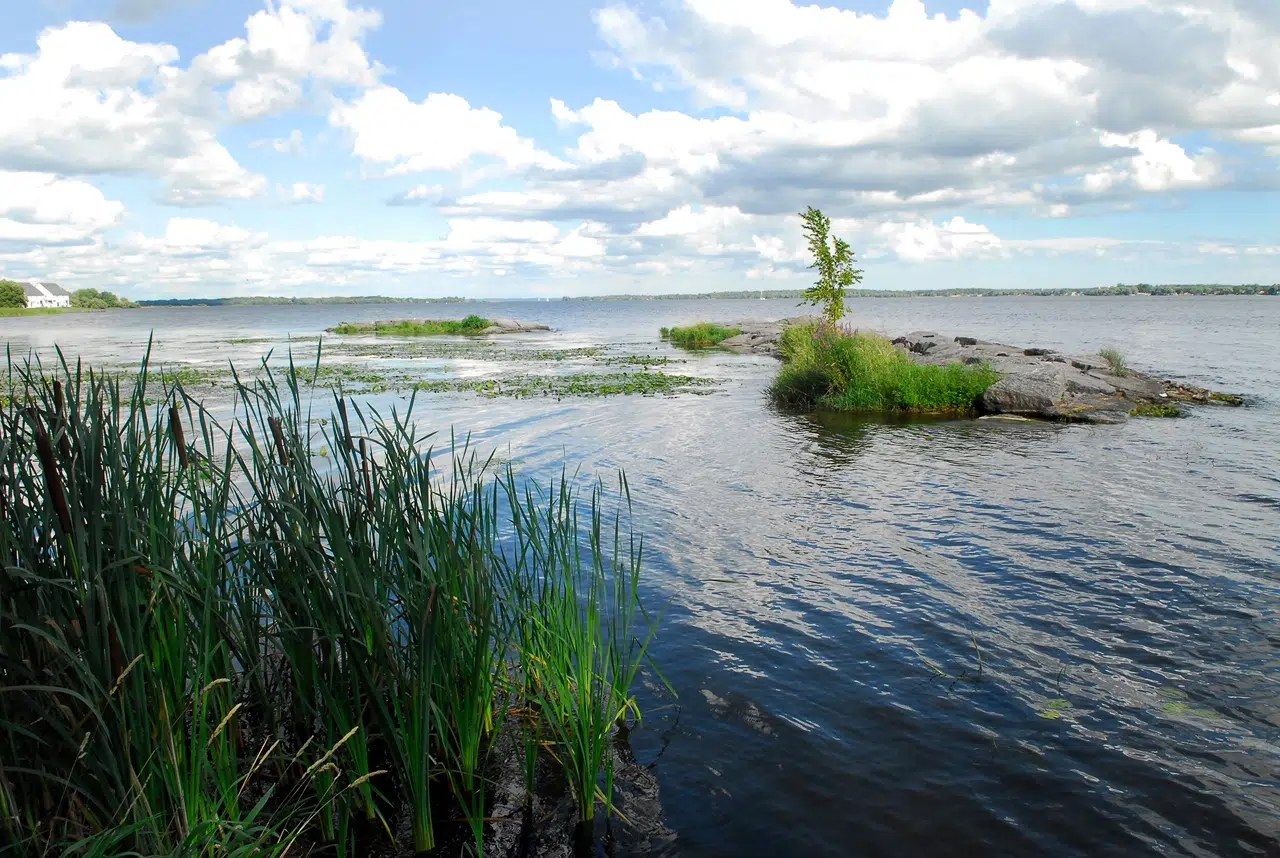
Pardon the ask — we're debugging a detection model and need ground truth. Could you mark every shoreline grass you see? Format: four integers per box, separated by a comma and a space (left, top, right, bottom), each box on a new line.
659, 323, 742, 348
329, 314, 492, 336
0, 351, 663, 856
0, 307, 85, 317
771, 322, 1001, 414
1098, 347, 1129, 376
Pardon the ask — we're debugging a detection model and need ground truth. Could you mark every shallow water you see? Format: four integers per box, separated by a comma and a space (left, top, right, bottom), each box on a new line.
6, 296, 1279, 857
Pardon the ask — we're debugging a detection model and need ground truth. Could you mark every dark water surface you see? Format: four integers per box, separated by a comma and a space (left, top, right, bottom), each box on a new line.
6, 297, 1279, 857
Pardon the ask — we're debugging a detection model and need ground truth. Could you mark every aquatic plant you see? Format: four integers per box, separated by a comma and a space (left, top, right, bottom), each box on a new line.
414, 371, 716, 398
1098, 347, 1129, 376
771, 322, 1001, 413
329, 314, 492, 336
0, 349, 662, 856
659, 323, 743, 348
1131, 401, 1182, 417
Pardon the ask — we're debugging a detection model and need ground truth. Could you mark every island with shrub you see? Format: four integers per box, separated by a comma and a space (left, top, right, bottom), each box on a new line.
659, 208, 1246, 425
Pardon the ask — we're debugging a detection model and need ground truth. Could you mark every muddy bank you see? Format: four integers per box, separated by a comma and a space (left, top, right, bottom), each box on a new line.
719, 319, 1245, 424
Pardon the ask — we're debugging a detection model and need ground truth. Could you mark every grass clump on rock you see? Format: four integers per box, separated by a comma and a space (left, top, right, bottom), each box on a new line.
1131, 401, 1183, 417
659, 322, 743, 348
1098, 347, 1129, 377
330, 313, 492, 336
0, 353, 662, 856
771, 322, 1001, 413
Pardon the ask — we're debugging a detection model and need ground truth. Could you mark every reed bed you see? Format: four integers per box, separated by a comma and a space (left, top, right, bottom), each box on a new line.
0, 349, 661, 857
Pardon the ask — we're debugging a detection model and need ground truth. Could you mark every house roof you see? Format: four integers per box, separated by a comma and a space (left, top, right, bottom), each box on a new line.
22, 281, 70, 298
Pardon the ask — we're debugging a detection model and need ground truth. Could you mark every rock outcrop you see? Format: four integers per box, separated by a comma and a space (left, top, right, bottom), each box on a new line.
480, 317, 552, 334
887, 330, 1242, 423
718, 320, 1245, 424
718, 317, 808, 357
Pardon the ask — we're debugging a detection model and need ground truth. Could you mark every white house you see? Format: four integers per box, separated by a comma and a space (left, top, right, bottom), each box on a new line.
22, 281, 71, 308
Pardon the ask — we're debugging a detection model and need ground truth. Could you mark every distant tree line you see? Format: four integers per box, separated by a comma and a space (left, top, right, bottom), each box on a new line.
138, 295, 469, 307
70, 288, 137, 309
567, 283, 1280, 300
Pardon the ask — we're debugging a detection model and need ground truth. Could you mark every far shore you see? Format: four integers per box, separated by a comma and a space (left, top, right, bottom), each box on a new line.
5, 284, 1273, 313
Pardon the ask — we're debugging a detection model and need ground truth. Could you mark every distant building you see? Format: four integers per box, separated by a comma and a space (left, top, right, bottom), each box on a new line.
23, 281, 71, 308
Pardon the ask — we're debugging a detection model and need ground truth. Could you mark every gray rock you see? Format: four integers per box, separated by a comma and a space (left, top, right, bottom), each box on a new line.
1045, 404, 1131, 424
896, 331, 943, 355
1106, 373, 1165, 401
709, 318, 1246, 425
1064, 369, 1117, 396
480, 318, 552, 334
981, 365, 1068, 415
1069, 354, 1113, 373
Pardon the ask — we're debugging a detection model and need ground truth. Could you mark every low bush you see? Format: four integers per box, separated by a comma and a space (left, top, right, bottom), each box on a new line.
771, 322, 1001, 413
659, 323, 742, 348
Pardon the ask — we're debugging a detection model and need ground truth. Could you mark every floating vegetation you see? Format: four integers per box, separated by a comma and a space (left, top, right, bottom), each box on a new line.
1160, 701, 1217, 719
660, 323, 743, 348
1037, 698, 1073, 720
0, 352, 664, 856
1131, 401, 1183, 418
156, 364, 228, 388
415, 371, 717, 398
329, 314, 492, 336
5, 341, 717, 405
323, 340, 600, 363
602, 354, 683, 368
228, 335, 321, 344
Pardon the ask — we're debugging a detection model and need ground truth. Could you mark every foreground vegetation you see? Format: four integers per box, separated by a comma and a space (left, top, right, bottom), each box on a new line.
0, 354, 662, 856
330, 315, 492, 336
771, 323, 1001, 413
0, 306, 73, 317
659, 323, 742, 348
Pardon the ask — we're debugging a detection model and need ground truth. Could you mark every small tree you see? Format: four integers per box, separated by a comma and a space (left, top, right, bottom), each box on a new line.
799, 206, 862, 323
0, 280, 28, 308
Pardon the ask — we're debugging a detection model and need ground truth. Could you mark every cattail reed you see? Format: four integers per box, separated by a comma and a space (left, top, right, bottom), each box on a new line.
0, 350, 663, 857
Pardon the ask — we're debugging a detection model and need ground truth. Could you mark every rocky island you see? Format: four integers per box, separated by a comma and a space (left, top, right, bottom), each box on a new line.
713, 318, 1245, 424
328, 315, 550, 336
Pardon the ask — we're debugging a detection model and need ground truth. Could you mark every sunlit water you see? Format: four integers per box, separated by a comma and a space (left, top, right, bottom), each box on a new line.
6, 297, 1279, 857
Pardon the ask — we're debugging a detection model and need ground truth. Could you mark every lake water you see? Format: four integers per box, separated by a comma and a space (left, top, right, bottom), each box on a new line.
5, 296, 1279, 857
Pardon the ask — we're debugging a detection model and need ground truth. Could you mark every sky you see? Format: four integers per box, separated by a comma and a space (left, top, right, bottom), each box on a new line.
1, 0, 1278, 299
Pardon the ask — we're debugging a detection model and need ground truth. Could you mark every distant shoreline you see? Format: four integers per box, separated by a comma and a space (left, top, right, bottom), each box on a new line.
137, 295, 469, 307
128, 284, 1278, 307
565, 284, 1279, 300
